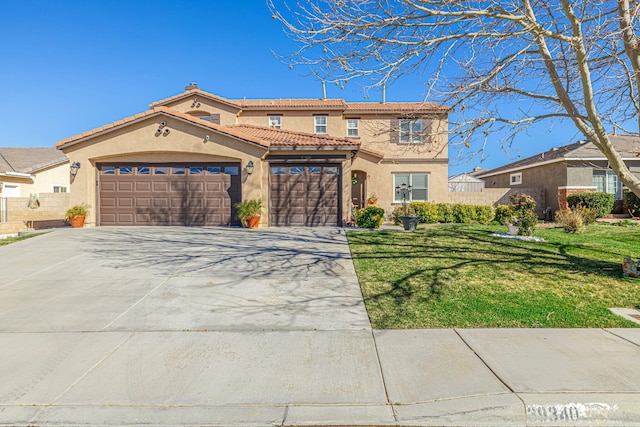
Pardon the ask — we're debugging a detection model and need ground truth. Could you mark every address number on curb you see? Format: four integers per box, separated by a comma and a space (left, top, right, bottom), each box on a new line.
526, 403, 617, 423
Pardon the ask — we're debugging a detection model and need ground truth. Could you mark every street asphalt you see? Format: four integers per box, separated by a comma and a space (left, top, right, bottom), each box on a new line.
0, 226, 639, 426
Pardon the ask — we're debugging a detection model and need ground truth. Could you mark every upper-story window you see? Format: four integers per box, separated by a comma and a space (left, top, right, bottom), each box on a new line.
510, 172, 523, 185
269, 116, 282, 129
399, 118, 424, 143
315, 115, 328, 134
346, 119, 359, 137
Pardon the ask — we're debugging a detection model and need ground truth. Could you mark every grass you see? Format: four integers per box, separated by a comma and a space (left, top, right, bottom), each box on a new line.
347, 223, 640, 328
0, 233, 44, 247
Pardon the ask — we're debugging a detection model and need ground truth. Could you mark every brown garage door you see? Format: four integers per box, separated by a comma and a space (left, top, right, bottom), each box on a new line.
269, 164, 341, 226
99, 163, 241, 226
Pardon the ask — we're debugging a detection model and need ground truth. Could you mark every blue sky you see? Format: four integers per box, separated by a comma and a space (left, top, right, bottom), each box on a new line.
0, 0, 582, 175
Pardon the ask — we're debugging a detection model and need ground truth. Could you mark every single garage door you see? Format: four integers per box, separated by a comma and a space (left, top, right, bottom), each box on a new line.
99, 163, 241, 226
269, 164, 341, 226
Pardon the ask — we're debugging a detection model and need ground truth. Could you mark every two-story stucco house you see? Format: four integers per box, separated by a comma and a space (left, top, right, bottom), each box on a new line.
56, 84, 449, 227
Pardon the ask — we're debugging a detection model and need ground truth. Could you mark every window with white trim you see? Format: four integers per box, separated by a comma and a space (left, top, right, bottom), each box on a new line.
593, 170, 622, 200
393, 173, 429, 202
346, 119, 359, 137
53, 185, 68, 193
399, 119, 423, 143
314, 115, 327, 134
269, 116, 282, 129
510, 172, 523, 185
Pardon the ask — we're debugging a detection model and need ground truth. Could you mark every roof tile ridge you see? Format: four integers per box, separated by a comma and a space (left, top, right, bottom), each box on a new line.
230, 124, 353, 143
0, 152, 15, 172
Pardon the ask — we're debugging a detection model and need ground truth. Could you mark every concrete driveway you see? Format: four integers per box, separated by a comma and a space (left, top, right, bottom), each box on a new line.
2, 227, 640, 426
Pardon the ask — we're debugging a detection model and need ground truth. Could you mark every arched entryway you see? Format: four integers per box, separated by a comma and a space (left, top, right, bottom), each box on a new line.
351, 170, 367, 211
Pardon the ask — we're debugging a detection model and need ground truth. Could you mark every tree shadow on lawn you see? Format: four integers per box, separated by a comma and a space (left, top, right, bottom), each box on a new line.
349, 226, 624, 309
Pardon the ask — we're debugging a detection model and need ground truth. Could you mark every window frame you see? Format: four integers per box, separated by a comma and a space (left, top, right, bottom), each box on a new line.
399, 118, 424, 144
269, 115, 282, 129
346, 118, 359, 137
593, 169, 623, 200
510, 172, 523, 186
393, 173, 429, 203
314, 115, 328, 134
52, 185, 69, 193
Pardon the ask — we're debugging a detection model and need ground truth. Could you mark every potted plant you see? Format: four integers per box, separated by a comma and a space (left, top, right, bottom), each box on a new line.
396, 183, 421, 230
234, 198, 263, 228
65, 204, 89, 228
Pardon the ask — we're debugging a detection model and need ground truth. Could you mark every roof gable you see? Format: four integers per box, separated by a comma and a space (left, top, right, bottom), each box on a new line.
55, 107, 363, 152
477, 135, 640, 178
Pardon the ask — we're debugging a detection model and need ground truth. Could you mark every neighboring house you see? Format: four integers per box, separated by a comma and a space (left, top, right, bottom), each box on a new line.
477, 135, 640, 213
0, 148, 70, 198
448, 172, 485, 192
56, 84, 449, 227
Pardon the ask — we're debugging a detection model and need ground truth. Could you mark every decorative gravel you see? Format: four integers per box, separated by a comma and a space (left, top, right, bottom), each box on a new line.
491, 232, 545, 242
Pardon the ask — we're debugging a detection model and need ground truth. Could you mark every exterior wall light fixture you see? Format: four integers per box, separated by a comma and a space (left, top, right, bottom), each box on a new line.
246, 161, 254, 175
70, 162, 81, 177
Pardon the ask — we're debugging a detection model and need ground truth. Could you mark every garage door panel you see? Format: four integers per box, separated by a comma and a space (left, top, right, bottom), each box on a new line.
153, 182, 169, 192
101, 182, 117, 192
99, 163, 240, 226
117, 182, 134, 192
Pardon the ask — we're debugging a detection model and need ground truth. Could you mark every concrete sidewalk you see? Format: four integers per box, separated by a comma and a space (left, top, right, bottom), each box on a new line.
0, 227, 639, 426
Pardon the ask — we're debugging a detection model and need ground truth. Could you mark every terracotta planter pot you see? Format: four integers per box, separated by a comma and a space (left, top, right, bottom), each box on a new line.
70, 215, 85, 228
246, 215, 261, 228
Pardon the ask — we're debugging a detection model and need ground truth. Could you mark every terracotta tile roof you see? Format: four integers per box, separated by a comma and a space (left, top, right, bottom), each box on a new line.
359, 146, 385, 158
0, 148, 68, 174
233, 98, 347, 110
228, 124, 360, 149
478, 135, 640, 177
149, 87, 450, 113
149, 88, 241, 109
345, 101, 450, 113
55, 107, 359, 151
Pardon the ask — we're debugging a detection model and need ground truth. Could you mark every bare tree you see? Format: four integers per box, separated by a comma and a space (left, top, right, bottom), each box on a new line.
269, 0, 640, 197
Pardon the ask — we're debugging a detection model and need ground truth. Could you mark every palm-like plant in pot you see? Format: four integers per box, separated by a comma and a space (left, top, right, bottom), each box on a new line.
234, 199, 263, 228
65, 204, 89, 228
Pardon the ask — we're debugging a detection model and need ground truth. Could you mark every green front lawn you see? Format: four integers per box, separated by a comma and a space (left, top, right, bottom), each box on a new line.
0, 233, 43, 247
347, 223, 640, 328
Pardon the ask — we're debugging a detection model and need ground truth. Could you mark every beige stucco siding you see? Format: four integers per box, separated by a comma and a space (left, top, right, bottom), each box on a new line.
238, 110, 344, 136
351, 156, 448, 215
61, 115, 267, 226
161, 95, 240, 125
0, 163, 69, 198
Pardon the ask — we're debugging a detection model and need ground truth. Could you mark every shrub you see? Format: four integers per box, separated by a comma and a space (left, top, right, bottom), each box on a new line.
410, 202, 440, 224
391, 204, 416, 225
625, 191, 640, 217
494, 205, 514, 225
555, 208, 587, 233
436, 203, 455, 223
509, 192, 537, 236
567, 192, 614, 218
576, 206, 597, 225
452, 204, 475, 223
355, 206, 385, 228
474, 205, 495, 225
65, 204, 90, 220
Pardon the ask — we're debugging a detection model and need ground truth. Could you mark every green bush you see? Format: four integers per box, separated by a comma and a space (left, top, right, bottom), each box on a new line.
509, 192, 537, 236
567, 192, 614, 218
494, 205, 514, 225
474, 205, 495, 225
452, 204, 475, 223
410, 202, 440, 224
436, 203, 455, 223
391, 205, 416, 225
625, 191, 640, 217
355, 206, 385, 228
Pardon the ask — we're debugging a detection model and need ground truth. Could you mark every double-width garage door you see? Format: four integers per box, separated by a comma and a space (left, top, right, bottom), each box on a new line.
269, 164, 341, 226
98, 163, 241, 226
